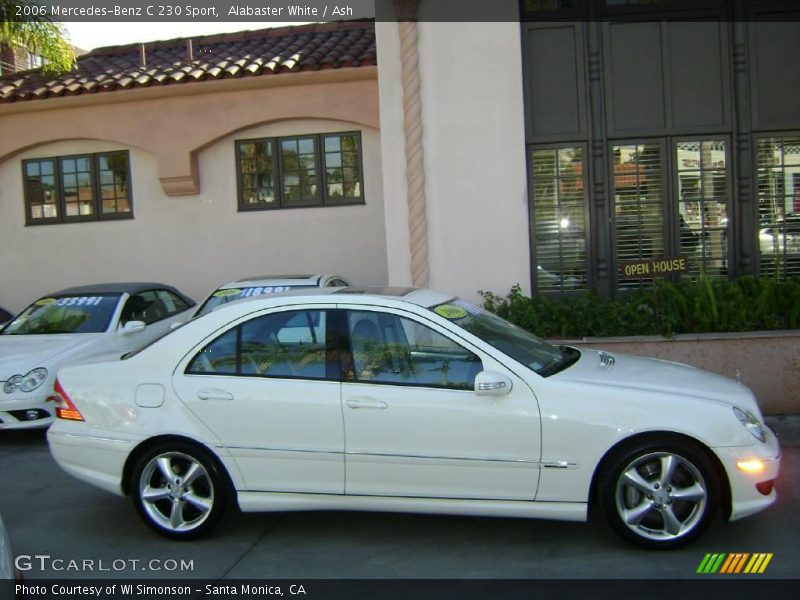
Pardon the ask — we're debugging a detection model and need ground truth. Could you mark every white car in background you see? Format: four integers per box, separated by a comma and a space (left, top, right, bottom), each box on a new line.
193, 274, 350, 318
47, 287, 779, 549
0, 283, 195, 430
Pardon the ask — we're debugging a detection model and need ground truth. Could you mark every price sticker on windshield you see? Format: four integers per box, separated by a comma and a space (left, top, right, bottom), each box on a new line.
434, 304, 468, 320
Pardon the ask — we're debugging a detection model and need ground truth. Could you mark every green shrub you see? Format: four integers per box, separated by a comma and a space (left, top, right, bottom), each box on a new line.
480, 275, 800, 338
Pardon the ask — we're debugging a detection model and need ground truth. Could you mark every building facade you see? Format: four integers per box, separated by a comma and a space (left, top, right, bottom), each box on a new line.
1, 3, 799, 314
0, 23, 386, 311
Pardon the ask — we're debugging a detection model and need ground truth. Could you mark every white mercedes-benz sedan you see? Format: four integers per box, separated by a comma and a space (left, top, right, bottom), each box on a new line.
1, 283, 195, 430
47, 287, 780, 548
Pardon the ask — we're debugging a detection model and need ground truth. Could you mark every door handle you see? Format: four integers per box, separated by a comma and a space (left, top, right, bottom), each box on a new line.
345, 398, 388, 410
196, 388, 234, 401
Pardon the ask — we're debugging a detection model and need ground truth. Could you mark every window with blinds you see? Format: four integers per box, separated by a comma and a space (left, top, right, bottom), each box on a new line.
756, 134, 800, 280
530, 146, 587, 293
675, 140, 729, 279
613, 143, 664, 290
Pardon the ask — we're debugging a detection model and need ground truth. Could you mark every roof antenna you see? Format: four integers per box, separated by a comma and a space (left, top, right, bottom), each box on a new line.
139, 43, 146, 67
187, 39, 194, 62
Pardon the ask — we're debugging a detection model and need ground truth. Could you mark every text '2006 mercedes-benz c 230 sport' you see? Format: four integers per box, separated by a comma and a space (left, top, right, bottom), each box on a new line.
47, 287, 780, 549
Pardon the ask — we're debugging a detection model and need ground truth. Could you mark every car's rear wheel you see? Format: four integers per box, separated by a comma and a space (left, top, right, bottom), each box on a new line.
131, 442, 228, 540
598, 437, 719, 549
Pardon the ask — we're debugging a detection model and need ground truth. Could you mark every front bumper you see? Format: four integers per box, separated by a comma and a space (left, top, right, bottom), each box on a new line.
713, 425, 781, 521
0, 392, 54, 430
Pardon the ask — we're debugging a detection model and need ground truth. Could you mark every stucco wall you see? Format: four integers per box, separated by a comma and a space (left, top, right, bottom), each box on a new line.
0, 119, 387, 312
564, 332, 800, 415
377, 9, 532, 303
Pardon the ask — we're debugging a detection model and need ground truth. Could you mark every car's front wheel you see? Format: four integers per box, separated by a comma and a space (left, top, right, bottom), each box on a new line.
598, 437, 719, 549
131, 442, 228, 540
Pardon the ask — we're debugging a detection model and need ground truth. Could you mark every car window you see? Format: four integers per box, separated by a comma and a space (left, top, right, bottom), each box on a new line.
156, 290, 190, 315
120, 291, 169, 325
1, 294, 121, 335
187, 310, 330, 380
194, 285, 313, 317
326, 278, 349, 287
345, 310, 482, 390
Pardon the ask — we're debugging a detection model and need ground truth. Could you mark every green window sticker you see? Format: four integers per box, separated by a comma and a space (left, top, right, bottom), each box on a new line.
35, 298, 57, 306
434, 304, 468, 320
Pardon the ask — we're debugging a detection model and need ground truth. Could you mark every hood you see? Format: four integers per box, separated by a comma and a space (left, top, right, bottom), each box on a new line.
0, 334, 102, 379
556, 348, 761, 415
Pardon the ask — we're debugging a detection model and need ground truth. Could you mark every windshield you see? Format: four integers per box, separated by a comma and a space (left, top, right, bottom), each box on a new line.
430, 299, 580, 377
194, 285, 315, 317
2, 294, 121, 335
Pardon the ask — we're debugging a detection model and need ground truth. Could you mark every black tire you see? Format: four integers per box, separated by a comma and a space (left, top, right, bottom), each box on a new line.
597, 436, 719, 549
131, 441, 229, 540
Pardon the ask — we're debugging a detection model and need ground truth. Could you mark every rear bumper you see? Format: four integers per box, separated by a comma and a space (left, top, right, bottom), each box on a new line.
47, 427, 136, 496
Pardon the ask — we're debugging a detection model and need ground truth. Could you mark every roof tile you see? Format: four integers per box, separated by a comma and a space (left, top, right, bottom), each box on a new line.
0, 20, 376, 104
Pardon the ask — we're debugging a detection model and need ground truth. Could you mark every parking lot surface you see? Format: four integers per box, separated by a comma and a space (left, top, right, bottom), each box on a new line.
1, 417, 797, 581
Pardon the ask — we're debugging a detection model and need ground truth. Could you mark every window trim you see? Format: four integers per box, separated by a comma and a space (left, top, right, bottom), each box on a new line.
528, 142, 592, 295
340, 308, 484, 392
22, 150, 134, 226
235, 131, 366, 212
753, 131, 800, 280
185, 308, 336, 382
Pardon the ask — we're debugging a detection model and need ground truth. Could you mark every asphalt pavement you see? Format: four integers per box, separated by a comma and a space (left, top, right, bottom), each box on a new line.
0, 417, 797, 581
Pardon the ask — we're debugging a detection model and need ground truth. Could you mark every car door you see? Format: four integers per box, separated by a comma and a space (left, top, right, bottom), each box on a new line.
172, 306, 344, 493
340, 307, 541, 500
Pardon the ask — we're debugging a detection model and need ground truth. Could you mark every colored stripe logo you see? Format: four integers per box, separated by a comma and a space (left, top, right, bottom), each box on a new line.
697, 553, 773, 574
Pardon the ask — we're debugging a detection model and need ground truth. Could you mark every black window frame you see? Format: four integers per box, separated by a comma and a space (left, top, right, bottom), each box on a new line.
22, 150, 133, 226
185, 308, 337, 382
341, 308, 484, 392
235, 131, 365, 212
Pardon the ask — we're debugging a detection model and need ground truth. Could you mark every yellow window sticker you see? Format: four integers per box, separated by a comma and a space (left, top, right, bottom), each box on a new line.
213, 288, 242, 298
35, 298, 57, 306
434, 304, 468, 320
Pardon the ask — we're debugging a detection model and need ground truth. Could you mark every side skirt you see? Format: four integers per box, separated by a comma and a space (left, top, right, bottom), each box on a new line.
237, 491, 587, 522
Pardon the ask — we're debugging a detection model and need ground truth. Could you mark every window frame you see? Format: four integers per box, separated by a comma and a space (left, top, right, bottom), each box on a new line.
341, 308, 484, 392
22, 150, 134, 226
753, 131, 800, 281
528, 142, 592, 294
185, 308, 337, 383
235, 131, 366, 212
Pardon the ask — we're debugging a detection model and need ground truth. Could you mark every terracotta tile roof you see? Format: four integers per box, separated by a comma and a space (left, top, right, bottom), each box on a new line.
0, 20, 376, 104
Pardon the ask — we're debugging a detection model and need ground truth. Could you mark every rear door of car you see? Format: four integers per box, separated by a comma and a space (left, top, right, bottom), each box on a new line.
172, 305, 344, 493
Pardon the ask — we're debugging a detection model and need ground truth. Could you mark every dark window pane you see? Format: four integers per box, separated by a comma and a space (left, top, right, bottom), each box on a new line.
240, 310, 328, 379
532, 146, 587, 293
187, 328, 238, 375
346, 310, 481, 389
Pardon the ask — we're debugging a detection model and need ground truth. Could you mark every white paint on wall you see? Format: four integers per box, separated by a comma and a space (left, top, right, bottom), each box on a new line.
377, 8, 531, 303
0, 120, 387, 312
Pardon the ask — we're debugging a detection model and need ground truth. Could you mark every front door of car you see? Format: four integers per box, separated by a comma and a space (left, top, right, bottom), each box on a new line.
340, 308, 541, 500
117, 290, 190, 351
172, 306, 344, 493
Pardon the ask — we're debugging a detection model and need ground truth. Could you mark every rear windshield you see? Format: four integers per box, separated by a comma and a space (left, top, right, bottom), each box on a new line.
2, 294, 121, 335
194, 285, 314, 317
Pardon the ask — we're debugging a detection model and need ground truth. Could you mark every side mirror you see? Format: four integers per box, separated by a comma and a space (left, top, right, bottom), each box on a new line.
120, 320, 146, 335
474, 370, 513, 396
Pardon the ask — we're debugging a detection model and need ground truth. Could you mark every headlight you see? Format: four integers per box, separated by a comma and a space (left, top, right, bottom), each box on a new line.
733, 406, 766, 443
3, 368, 48, 394
3, 375, 23, 394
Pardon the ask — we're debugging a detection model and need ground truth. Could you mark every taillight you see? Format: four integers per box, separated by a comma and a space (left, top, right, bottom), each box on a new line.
53, 379, 84, 421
